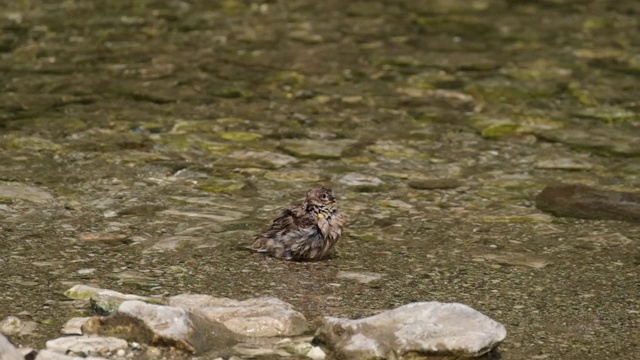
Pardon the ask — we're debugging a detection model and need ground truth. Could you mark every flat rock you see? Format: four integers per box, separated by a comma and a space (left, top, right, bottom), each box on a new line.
0, 334, 23, 360
314, 301, 506, 359
45, 336, 128, 357
228, 150, 298, 168
337, 271, 384, 284
535, 126, 640, 156
0, 181, 54, 203
169, 295, 309, 337
82, 300, 238, 354
408, 178, 463, 190
536, 185, 640, 222
279, 139, 356, 159
339, 173, 383, 187
473, 252, 552, 269
144, 235, 209, 252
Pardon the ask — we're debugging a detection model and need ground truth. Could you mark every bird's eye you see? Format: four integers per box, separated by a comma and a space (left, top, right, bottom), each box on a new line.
321, 194, 328, 200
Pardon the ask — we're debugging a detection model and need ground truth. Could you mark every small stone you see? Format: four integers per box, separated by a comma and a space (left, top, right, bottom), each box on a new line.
64, 285, 102, 300
314, 301, 506, 359
46, 336, 128, 357
536, 184, 640, 222
306, 346, 326, 360
339, 173, 383, 186
145, 236, 208, 252
169, 295, 309, 337
62, 317, 91, 335
279, 139, 356, 159
78, 233, 130, 245
473, 252, 552, 269
337, 271, 384, 284
0, 315, 38, 336
535, 158, 593, 171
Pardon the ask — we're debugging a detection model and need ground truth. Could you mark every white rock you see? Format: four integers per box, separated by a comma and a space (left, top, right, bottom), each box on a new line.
82, 300, 238, 354
0, 315, 38, 336
337, 271, 384, 284
169, 295, 309, 337
339, 173, 383, 186
0, 334, 23, 360
306, 346, 326, 360
62, 317, 91, 335
45, 336, 128, 357
314, 301, 506, 359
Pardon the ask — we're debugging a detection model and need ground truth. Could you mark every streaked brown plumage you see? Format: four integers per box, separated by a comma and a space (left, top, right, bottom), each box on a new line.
250, 186, 345, 261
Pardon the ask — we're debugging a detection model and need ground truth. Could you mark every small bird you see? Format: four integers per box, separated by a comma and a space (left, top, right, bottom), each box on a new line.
250, 186, 345, 261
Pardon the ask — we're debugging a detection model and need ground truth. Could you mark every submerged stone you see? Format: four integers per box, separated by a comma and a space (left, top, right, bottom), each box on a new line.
408, 178, 462, 190
0, 181, 54, 203
536, 185, 640, 222
279, 139, 356, 159
339, 173, 383, 187
535, 126, 640, 156
314, 302, 506, 359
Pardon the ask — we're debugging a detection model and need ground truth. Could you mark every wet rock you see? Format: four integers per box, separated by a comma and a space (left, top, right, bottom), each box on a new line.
279, 139, 356, 159
337, 271, 384, 284
0, 315, 38, 336
45, 336, 127, 357
228, 150, 298, 168
0, 181, 54, 204
145, 235, 208, 252
0, 333, 23, 360
367, 141, 421, 159
314, 302, 506, 359
469, 116, 520, 139
159, 209, 244, 222
408, 178, 462, 190
264, 169, 322, 182
535, 158, 593, 171
62, 317, 91, 335
574, 106, 637, 121
169, 295, 309, 337
78, 233, 130, 245
536, 185, 640, 222
339, 173, 383, 187
535, 126, 640, 156
473, 252, 552, 269
82, 300, 238, 354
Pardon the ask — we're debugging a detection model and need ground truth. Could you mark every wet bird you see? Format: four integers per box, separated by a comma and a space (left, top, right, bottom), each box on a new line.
250, 186, 345, 261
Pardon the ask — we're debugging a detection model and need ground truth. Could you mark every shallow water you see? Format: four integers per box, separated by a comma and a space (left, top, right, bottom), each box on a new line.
1, 0, 639, 358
